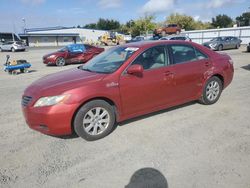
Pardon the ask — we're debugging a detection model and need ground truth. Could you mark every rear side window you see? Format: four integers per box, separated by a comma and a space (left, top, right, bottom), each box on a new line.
169, 45, 197, 64
195, 48, 208, 60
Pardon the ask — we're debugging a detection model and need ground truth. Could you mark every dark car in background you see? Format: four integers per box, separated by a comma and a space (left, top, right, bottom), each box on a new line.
202, 36, 242, 51
43, 44, 104, 66
160, 35, 191, 41
247, 42, 250, 52
126, 36, 145, 43
22, 40, 234, 141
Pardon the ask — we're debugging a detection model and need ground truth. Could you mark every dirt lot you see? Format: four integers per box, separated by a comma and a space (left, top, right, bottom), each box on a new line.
0, 46, 250, 188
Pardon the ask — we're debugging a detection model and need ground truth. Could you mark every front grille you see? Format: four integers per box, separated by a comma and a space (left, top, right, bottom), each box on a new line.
22, 96, 32, 107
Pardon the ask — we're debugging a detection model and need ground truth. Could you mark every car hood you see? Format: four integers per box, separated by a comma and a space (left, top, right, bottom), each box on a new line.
203, 41, 218, 45
24, 68, 106, 96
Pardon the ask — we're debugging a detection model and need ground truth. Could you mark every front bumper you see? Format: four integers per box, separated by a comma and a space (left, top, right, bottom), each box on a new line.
22, 102, 79, 136
43, 57, 56, 65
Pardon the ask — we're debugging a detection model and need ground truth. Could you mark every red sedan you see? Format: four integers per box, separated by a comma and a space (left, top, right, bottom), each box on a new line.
22, 41, 234, 141
43, 44, 104, 66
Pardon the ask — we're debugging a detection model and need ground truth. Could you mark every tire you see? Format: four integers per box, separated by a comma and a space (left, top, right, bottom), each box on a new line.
199, 76, 223, 105
20, 69, 24, 73
11, 48, 15, 52
218, 45, 223, 51
73, 100, 116, 141
55, 57, 66, 66
235, 44, 239, 49
0, 48, 2, 52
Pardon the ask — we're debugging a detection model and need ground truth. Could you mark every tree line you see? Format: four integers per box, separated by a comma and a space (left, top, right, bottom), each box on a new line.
76, 12, 250, 37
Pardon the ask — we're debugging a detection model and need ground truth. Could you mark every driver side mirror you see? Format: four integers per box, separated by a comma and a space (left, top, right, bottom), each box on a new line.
127, 64, 143, 76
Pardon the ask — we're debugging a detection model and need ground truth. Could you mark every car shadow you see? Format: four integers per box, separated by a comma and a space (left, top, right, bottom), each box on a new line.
241, 64, 250, 71
125, 167, 168, 188
118, 101, 197, 127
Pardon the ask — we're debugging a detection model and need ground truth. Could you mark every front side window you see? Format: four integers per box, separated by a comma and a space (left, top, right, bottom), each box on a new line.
132, 46, 167, 70
169, 45, 197, 64
80, 47, 138, 73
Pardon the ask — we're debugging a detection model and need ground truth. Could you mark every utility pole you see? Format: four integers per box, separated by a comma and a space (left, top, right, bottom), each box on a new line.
22, 18, 26, 34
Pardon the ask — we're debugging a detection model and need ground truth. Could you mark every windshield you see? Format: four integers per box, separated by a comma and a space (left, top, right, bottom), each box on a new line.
79, 46, 139, 74
58, 47, 68, 52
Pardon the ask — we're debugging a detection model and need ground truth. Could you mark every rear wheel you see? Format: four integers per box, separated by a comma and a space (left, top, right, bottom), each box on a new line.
55, 57, 66, 66
11, 47, 15, 52
199, 76, 223, 105
0, 47, 2, 52
235, 44, 240, 49
73, 100, 116, 141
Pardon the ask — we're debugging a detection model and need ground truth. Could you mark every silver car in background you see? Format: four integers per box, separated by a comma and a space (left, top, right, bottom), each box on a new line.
202, 36, 242, 51
0, 41, 26, 52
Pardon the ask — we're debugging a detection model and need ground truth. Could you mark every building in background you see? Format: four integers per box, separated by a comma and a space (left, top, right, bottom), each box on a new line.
19, 27, 108, 47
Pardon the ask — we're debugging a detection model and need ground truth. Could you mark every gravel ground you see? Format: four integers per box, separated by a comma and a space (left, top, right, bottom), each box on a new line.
0, 46, 250, 188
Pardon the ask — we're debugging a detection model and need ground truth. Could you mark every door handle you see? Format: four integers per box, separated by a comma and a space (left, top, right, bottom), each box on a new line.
205, 62, 211, 67
164, 71, 174, 77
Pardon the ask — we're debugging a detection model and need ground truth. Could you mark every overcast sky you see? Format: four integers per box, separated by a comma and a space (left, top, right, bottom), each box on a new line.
0, 0, 249, 33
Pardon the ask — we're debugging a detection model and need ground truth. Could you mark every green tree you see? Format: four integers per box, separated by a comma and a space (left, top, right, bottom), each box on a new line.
131, 15, 156, 36
211, 14, 233, 28
96, 18, 120, 30
236, 12, 250, 26
166, 13, 196, 30
84, 23, 97, 29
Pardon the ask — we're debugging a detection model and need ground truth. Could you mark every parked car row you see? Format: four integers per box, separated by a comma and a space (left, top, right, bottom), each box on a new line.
22, 40, 234, 141
127, 35, 245, 52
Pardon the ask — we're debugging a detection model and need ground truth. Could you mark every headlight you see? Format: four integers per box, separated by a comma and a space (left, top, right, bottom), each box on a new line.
48, 55, 56, 58
34, 94, 69, 107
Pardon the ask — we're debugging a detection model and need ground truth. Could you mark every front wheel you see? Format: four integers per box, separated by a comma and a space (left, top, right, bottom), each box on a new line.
55, 57, 66, 66
11, 48, 15, 52
73, 100, 116, 141
218, 45, 223, 51
199, 76, 223, 105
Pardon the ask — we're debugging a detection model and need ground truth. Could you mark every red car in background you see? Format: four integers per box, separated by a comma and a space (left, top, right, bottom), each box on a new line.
43, 44, 104, 66
23, 41, 234, 141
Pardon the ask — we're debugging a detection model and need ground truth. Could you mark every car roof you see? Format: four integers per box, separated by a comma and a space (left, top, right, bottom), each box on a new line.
121, 40, 192, 48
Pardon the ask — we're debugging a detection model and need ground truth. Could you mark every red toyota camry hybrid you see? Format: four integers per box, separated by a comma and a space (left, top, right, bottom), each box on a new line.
22, 41, 234, 141
43, 44, 104, 66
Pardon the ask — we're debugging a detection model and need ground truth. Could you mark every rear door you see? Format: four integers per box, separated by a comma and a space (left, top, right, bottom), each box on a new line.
168, 44, 210, 102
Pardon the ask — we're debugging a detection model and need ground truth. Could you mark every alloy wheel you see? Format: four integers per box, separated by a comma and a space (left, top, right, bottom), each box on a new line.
205, 81, 220, 102
83, 107, 110, 136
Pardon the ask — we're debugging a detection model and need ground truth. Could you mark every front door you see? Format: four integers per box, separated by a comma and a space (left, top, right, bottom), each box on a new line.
119, 46, 175, 116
